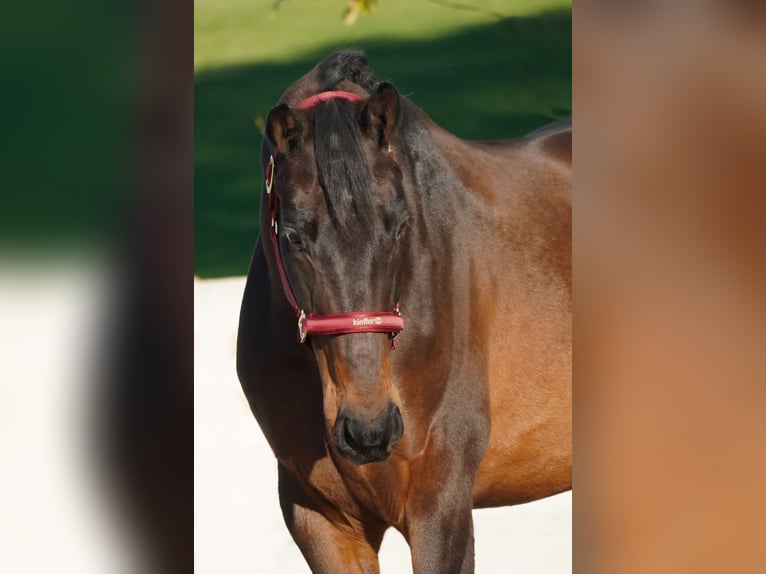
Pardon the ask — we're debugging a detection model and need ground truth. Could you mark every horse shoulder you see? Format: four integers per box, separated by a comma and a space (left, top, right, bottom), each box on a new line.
462, 124, 572, 508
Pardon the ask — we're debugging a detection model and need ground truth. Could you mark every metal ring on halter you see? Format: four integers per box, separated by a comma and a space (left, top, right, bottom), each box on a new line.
265, 155, 275, 194
297, 310, 307, 343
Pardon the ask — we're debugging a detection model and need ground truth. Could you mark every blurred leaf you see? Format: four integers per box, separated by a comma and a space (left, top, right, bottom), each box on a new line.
344, 0, 378, 26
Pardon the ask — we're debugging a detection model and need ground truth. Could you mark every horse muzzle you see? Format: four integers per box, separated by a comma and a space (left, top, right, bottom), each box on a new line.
333, 402, 403, 464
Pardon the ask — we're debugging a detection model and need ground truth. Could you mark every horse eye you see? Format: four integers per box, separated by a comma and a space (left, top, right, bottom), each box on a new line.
395, 218, 409, 239
285, 230, 302, 245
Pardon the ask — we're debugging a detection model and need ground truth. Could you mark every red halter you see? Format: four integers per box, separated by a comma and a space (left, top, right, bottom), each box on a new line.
264, 91, 404, 348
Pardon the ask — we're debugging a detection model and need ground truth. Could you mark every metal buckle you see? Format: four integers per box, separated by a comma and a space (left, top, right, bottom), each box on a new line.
297, 310, 307, 343
389, 302, 402, 348
388, 330, 400, 351
265, 155, 275, 195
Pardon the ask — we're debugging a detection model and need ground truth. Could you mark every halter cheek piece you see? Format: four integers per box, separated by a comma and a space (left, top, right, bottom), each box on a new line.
265, 90, 404, 349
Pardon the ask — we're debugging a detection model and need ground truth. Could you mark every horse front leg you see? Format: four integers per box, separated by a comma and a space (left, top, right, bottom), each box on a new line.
406, 475, 476, 574
278, 463, 386, 574
404, 433, 484, 573
404, 399, 489, 574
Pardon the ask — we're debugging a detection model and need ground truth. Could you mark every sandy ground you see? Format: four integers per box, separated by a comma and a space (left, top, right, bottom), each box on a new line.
195, 276, 571, 573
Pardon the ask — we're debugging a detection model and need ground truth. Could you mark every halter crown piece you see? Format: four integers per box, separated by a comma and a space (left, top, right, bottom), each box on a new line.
265, 90, 404, 349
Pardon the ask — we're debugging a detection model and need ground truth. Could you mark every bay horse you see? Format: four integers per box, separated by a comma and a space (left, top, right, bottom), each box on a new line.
237, 50, 571, 573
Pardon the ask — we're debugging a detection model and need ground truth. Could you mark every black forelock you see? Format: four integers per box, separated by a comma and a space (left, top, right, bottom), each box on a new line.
312, 99, 373, 240
316, 49, 380, 93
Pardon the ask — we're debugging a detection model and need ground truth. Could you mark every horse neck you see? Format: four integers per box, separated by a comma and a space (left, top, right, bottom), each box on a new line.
397, 98, 494, 218
394, 104, 498, 423
397, 102, 480, 319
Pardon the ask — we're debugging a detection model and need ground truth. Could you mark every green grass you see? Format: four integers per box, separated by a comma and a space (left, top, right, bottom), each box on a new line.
195, 0, 571, 277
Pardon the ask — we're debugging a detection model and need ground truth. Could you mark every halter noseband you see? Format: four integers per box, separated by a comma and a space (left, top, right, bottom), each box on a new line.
264, 90, 404, 349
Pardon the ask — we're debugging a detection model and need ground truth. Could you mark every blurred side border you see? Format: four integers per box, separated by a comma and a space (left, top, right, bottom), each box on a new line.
0, 0, 193, 572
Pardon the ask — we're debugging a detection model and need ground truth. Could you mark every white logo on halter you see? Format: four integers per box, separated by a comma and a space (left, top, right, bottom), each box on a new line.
352, 317, 383, 327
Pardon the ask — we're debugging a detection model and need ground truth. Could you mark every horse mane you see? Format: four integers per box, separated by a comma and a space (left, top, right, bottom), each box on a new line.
272, 51, 386, 240
315, 49, 381, 93
278, 49, 381, 106
312, 98, 374, 241
311, 50, 381, 240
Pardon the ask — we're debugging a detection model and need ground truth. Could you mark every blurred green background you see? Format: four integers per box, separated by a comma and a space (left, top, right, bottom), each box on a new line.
195, 0, 571, 278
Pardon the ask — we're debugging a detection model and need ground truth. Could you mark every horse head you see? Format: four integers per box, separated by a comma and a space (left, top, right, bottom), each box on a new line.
263, 83, 410, 465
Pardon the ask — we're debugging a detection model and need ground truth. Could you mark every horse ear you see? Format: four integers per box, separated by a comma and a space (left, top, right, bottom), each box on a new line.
265, 104, 303, 154
362, 83, 400, 148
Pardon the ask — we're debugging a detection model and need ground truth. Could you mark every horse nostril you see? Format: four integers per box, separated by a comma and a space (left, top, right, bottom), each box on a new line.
342, 416, 360, 451
335, 405, 402, 462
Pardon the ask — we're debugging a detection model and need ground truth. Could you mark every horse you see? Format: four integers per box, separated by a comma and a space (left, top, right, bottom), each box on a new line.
237, 50, 571, 573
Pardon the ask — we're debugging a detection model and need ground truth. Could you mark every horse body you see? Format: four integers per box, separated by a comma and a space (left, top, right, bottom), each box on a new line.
402, 117, 572, 510
237, 51, 570, 573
